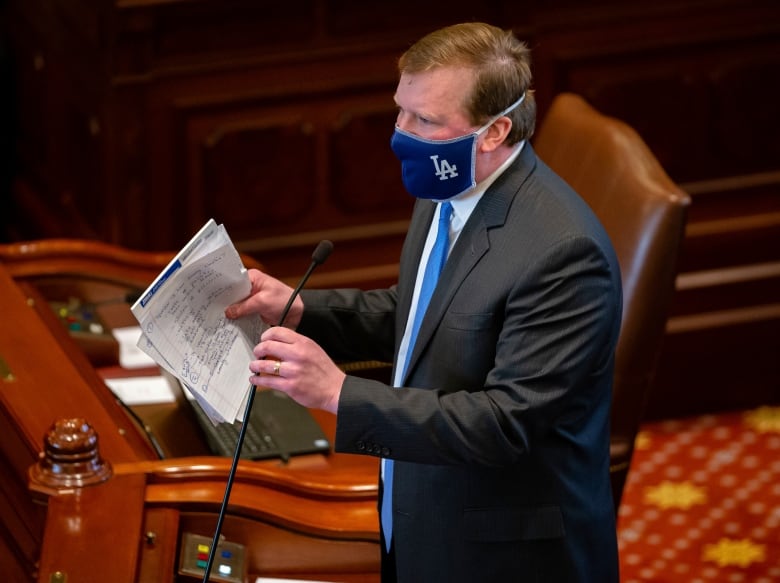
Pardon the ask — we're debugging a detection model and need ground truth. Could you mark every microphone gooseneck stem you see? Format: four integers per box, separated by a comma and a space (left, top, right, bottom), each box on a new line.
202, 385, 255, 581
278, 262, 315, 328
201, 240, 332, 582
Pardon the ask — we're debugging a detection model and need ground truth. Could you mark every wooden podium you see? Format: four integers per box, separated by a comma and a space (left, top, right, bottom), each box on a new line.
0, 240, 380, 582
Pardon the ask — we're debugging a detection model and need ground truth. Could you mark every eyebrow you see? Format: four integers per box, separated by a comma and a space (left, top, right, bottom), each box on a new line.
395, 102, 444, 124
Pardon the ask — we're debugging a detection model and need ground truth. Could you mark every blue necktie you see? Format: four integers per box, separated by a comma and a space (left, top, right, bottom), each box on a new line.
382, 201, 453, 552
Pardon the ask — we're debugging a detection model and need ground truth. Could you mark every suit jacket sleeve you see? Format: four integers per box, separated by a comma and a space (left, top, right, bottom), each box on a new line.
298, 286, 399, 364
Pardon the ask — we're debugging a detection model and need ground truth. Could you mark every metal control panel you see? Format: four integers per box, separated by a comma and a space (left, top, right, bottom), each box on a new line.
179, 532, 246, 582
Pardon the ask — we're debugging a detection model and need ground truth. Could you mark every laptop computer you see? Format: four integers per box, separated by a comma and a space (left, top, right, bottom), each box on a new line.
169, 372, 331, 461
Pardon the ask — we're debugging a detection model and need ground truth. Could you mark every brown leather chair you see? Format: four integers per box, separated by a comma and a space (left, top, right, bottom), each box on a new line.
534, 93, 691, 511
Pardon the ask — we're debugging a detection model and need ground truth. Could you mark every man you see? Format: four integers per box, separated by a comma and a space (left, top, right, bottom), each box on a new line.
226, 22, 621, 582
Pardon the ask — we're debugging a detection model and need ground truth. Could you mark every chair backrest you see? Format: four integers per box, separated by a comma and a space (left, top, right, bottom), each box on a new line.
534, 93, 691, 509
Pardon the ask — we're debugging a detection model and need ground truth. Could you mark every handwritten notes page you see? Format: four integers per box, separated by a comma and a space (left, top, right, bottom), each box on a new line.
131, 219, 263, 424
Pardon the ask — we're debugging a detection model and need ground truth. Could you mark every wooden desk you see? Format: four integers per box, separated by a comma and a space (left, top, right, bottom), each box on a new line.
0, 240, 381, 582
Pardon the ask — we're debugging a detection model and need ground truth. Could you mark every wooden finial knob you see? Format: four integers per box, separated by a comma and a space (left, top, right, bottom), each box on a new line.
29, 418, 112, 489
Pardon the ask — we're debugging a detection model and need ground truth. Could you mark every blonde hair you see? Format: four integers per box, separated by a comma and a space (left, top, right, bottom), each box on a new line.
399, 22, 536, 144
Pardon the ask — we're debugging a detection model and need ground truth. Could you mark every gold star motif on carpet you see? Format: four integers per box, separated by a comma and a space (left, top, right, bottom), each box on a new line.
743, 406, 780, 433
643, 480, 707, 509
702, 537, 766, 568
634, 431, 652, 450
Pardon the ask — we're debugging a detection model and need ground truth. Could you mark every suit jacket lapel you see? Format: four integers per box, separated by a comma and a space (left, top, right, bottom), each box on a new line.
400, 144, 539, 383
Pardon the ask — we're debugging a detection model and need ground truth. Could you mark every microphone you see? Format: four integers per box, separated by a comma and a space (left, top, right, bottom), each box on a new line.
202, 240, 333, 583
278, 239, 333, 327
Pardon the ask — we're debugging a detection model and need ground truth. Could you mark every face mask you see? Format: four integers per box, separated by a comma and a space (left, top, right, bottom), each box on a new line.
390, 93, 525, 201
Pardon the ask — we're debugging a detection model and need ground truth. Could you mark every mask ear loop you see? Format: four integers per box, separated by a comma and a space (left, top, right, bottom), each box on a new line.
475, 92, 527, 137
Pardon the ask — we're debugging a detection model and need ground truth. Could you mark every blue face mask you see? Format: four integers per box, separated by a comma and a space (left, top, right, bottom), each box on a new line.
390, 93, 525, 201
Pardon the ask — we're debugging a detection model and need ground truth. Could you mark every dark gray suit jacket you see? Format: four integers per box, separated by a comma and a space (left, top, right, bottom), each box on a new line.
299, 143, 621, 582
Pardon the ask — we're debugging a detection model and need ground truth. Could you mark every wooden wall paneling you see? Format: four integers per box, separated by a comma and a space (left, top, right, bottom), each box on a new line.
55, 73, 105, 240
115, 0, 321, 72
645, 174, 780, 419
710, 52, 780, 177
676, 178, 780, 272
530, 1, 780, 183
4, 0, 107, 241
6, 18, 46, 187
105, 83, 151, 247
328, 103, 410, 218
48, 0, 107, 236
321, 0, 508, 41
147, 47, 413, 284
651, 318, 780, 419
191, 106, 320, 241
566, 60, 713, 183
6, 8, 55, 237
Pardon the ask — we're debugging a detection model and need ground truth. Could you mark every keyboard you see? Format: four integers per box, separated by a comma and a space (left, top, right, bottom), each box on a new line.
187, 388, 331, 461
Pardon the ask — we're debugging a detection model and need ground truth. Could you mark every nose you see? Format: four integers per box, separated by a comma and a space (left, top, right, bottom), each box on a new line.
395, 111, 412, 133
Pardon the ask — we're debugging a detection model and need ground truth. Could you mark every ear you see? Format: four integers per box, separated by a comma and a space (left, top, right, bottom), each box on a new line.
479, 116, 513, 153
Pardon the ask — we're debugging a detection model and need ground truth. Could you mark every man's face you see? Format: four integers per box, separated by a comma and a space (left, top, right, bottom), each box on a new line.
393, 66, 477, 141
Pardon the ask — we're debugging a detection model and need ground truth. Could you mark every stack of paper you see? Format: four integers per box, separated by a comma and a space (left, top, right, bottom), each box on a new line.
131, 219, 264, 424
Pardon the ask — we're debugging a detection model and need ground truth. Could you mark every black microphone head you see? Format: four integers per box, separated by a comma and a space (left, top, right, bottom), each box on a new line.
312, 240, 333, 265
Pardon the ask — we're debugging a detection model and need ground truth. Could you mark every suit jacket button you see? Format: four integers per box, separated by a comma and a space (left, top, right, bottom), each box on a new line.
356, 440, 366, 451
381, 447, 391, 456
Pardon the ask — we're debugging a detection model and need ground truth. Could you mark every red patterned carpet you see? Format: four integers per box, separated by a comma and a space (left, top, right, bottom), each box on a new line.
617, 406, 780, 582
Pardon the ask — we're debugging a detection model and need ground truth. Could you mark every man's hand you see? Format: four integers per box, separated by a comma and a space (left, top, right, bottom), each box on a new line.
225, 269, 304, 328
249, 326, 345, 414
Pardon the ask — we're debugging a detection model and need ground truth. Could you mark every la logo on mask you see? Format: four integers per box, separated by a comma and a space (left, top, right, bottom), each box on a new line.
431, 155, 459, 181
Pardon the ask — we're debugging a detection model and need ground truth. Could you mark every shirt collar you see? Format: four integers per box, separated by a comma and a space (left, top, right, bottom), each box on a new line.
448, 140, 525, 226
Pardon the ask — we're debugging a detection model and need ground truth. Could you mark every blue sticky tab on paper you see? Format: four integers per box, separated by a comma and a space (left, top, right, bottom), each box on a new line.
140, 259, 181, 307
